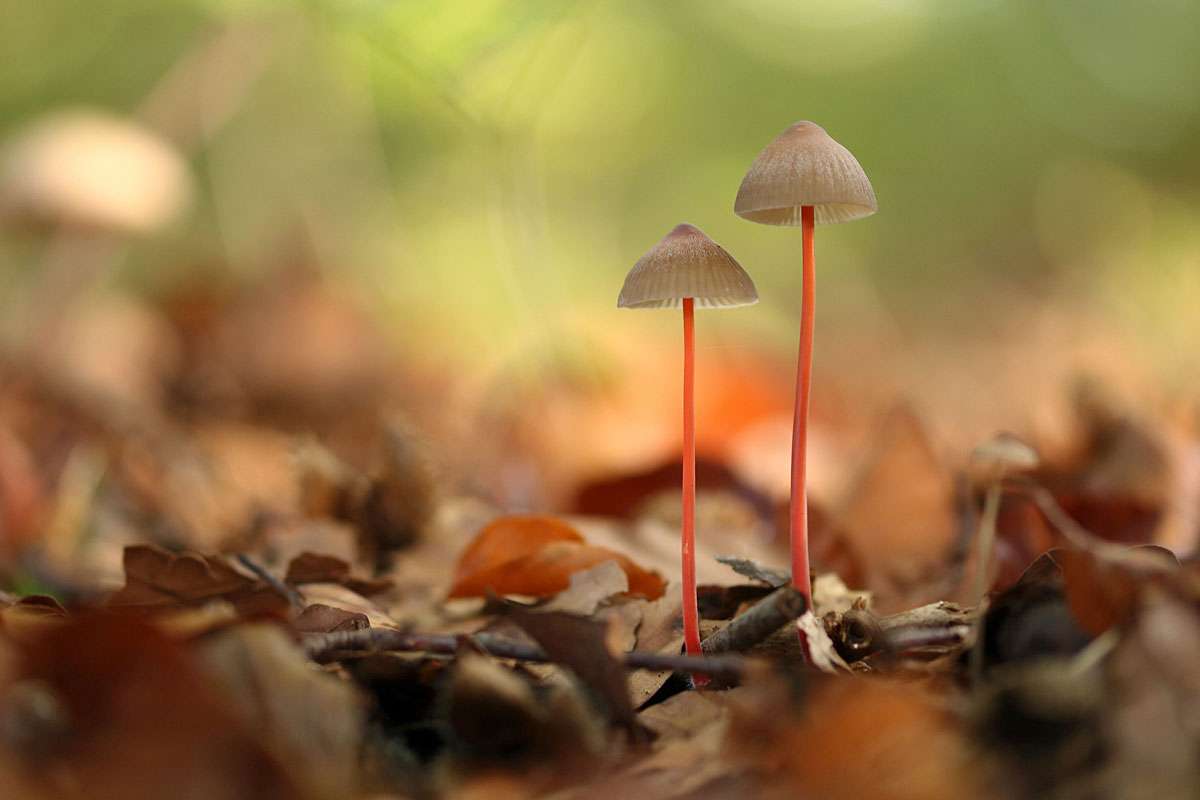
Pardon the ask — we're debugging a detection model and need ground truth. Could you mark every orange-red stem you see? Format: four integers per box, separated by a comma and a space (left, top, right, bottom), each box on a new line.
790, 206, 815, 604
681, 297, 702, 658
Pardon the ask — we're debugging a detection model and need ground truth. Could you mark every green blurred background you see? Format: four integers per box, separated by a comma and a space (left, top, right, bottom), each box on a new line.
2, 0, 1199, 497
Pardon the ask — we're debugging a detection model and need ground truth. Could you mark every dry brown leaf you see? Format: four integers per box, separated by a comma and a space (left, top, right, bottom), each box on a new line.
107, 544, 288, 615
508, 609, 644, 740
542, 561, 629, 615
196, 623, 364, 797
442, 653, 604, 777
284, 551, 392, 596
293, 602, 370, 633
298, 583, 396, 628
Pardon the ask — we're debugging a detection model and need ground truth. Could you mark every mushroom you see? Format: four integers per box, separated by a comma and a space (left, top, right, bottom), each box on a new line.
618, 223, 758, 659
969, 432, 1040, 604
968, 432, 1040, 681
0, 109, 192, 354
0, 109, 190, 235
734, 121, 876, 604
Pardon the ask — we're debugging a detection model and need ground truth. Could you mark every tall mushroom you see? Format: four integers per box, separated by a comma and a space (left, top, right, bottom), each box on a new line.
734, 121, 876, 605
618, 223, 758, 659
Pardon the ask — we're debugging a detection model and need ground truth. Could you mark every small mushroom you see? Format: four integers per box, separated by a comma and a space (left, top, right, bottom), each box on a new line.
0, 109, 190, 235
970, 432, 1041, 603
734, 121, 876, 604
968, 432, 1040, 682
0, 109, 192, 355
618, 223, 758, 659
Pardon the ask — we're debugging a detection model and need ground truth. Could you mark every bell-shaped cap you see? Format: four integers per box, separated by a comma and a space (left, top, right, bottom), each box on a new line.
617, 223, 758, 309
734, 121, 876, 226
0, 109, 191, 235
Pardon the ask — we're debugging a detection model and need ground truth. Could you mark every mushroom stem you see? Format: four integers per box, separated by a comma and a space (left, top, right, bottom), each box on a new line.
682, 297, 702, 658
790, 205, 816, 604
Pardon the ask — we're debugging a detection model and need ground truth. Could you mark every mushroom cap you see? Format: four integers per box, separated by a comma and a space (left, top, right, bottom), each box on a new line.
734, 121, 877, 226
970, 432, 1041, 473
617, 223, 758, 310
0, 109, 190, 235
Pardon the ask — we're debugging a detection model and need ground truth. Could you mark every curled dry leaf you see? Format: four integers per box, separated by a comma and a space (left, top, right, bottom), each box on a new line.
508, 609, 644, 741
107, 544, 287, 616
977, 550, 1091, 671
449, 515, 665, 601
541, 561, 630, 616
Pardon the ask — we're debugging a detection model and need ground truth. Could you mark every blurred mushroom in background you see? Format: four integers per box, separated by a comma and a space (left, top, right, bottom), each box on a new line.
0, 108, 191, 363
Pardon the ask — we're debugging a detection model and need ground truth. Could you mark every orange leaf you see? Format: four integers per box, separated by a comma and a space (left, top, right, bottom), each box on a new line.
451, 515, 583, 585
448, 515, 665, 600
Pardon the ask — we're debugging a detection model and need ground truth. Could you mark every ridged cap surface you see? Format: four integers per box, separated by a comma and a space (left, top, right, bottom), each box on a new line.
734, 121, 876, 226
617, 224, 758, 309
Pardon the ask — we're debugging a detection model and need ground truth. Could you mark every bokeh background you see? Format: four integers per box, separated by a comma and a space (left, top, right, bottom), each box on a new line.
3, 0, 1199, 526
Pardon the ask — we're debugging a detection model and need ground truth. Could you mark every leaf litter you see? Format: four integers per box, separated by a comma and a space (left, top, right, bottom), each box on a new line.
2, 273, 1200, 799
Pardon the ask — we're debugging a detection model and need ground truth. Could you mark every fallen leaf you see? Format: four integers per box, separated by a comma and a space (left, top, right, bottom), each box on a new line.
571, 458, 774, 524
977, 550, 1091, 671
1058, 543, 1178, 636
284, 551, 392, 596
298, 583, 396, 628
8, 613, 299, 800
542, 561, 629, 615
449, 515, 665, 600
293, 602, 370, 633
508, 609, 645, 741
453, 515, 583, 581
196, 623, 364, 797
442, 653, 603, 774
107, 544, 287, 616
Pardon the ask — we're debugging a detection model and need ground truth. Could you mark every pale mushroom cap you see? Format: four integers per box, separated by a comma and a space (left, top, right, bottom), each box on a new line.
0, 109, 191, 235
971, 432, 1041, 472
617, 223, 758, 310
734, 121, 877, 226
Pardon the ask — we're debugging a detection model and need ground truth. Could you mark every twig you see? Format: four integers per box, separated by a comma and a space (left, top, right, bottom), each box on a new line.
235, 553, 305, 610
837, 601, 976, 660
302, 628, 749, 684
701, 585, 807, 655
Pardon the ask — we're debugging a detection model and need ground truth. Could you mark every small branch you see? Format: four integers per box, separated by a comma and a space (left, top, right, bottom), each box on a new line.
303, 628, 749, 684
836, 601, 976, 660
701, 585, 807, 655
236, 553, 305, 610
